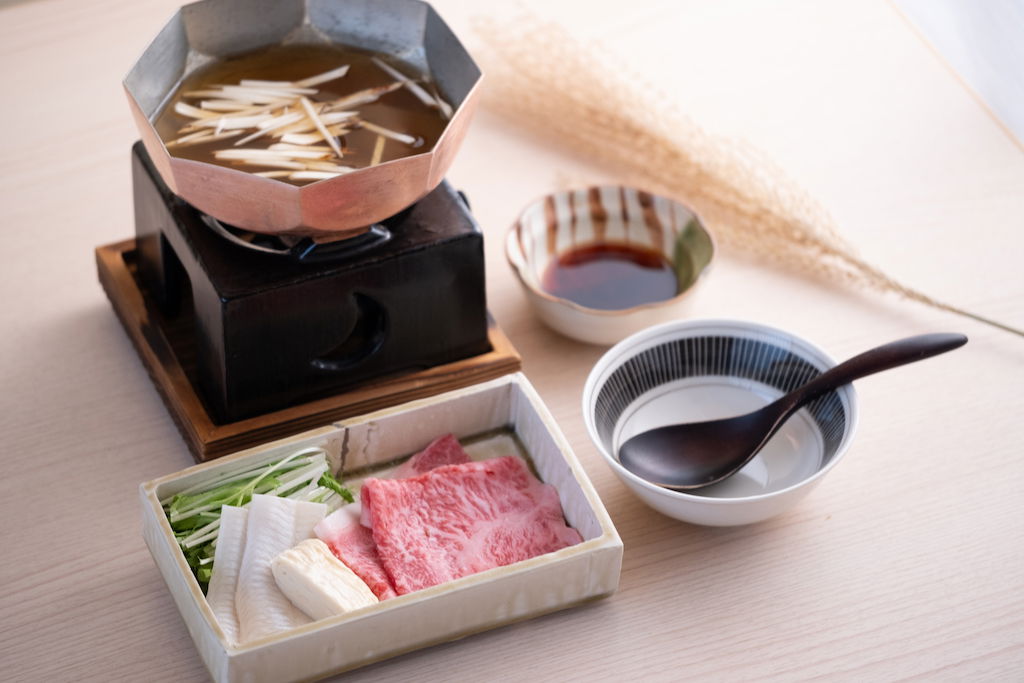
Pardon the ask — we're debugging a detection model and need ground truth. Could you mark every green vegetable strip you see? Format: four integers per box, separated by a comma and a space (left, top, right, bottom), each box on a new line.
162, 446, 328, 504
169, 449, 309, 523
318, 470, 356, 503
263, 461, 328, 498
162, 447, 353, 591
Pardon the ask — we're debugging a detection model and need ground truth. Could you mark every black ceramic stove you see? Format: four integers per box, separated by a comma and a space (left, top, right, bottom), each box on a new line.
131, 142, 490, 423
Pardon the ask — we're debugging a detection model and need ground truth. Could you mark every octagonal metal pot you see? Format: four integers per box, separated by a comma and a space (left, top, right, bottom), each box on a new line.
124, 0, 482, 240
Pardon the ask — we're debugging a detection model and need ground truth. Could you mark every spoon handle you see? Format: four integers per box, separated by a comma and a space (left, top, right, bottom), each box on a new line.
784, 333, 968, 409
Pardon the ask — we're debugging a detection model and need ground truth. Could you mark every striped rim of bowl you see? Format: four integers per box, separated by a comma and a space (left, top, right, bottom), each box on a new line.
584, 321, 858, 500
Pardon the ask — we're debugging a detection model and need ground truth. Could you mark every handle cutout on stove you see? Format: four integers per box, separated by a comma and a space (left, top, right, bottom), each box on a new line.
311, 293, 388, 372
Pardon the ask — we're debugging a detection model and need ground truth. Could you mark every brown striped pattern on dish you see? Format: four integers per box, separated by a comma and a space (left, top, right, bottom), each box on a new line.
510, 186, 698, 286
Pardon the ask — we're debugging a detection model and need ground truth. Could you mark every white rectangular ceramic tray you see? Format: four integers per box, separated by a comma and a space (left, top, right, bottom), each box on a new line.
140, 373, 623, 682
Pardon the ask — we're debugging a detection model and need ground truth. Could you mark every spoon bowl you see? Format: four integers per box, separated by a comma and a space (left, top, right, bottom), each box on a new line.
619, 333, 967, 490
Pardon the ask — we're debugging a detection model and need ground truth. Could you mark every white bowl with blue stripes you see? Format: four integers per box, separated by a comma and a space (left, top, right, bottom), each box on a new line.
583, 319, 858, 526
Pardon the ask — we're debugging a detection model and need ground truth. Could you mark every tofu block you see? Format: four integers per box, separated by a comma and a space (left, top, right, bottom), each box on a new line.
271, 539, 379, 621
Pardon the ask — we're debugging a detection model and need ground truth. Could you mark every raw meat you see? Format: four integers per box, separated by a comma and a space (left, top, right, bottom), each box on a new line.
314, 504, 398, 600
391, 433, 471, 479
361, 456, 582, 595
363, 434, 472, 528
315, 433, 472, 600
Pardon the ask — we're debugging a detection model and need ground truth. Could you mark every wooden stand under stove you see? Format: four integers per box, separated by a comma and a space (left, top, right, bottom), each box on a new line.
96, 239, 522, 462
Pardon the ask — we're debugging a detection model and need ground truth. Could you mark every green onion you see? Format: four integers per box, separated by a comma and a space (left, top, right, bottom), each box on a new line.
163, 447, 352, 591
318, 470, 355, 503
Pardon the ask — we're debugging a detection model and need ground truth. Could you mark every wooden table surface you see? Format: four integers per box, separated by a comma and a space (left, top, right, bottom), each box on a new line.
1, 0, 1022, 680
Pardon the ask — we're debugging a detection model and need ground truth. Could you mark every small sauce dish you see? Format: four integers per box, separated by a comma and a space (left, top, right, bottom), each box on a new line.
506, 186, 714, 345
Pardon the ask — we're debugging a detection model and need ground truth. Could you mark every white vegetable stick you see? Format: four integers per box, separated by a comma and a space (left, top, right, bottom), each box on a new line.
205, 505, 248, 646
433, 92, 454, 119
214, 149, 296, 158
264, 462, 329, 498
302, 161, 355, 172
177, 101, 291, 133
237, 80, 321, 94
288, 477, 324, 501
220, 84, 318, 97
295, 64, 351, 88
169, 129, 244, 148
200, 100, 261, 112
329, 82, 403, 109
234, 112, 306, 146
256, 110, 304, 130
296, 486, 339, 505
269, 143, 333, 153
167, 130, 213, 146
215, 148, 329, 160
273, 114, 322, 137
184, 86, 311, 103
254, 112, 306, 137
234, 159, 307, 170
279, 128, 347, 145
370, 134, 386, 166
174, 101, 217, 119
370, 56, 437, 110
280, 132, 328, 145
234, 495, 326, 644
312, 110, 359, 121
167, 130, 219, 148
270, 120, 313, 137
240, 79, 297, 88
300, 96, 344, 159
182, 89, 259, 101
360, 120, 420, 146
326, 110, 359, 119
183, 523, 221, 549
193, 114, 275, 130
254, 170, 292, 178
276, 111, 356, 135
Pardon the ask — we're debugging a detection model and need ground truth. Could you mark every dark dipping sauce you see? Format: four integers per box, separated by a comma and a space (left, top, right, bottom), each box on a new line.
541, 243, 679, 310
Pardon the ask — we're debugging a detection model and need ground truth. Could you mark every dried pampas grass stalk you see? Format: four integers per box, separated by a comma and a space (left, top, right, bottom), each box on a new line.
475, 17, 1022, 338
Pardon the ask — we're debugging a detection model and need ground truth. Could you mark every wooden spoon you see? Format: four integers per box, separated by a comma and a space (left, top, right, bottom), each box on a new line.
617, 333, 968, 490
